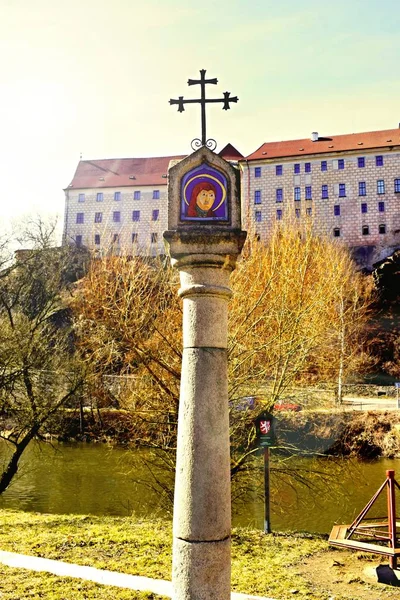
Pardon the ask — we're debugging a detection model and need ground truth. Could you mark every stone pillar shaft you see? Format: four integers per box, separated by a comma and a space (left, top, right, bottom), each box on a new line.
164, 144, 246, 600
172, 254, 232, 600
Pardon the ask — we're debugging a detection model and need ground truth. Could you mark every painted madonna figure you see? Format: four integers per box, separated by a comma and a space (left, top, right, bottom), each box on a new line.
187, 181, 217, 217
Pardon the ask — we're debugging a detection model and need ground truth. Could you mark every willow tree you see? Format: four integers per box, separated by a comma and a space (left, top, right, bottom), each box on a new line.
308, 243, 374, 404
228, 222, 373, 408
73, 254, 182, 449
73, 223, 372, 498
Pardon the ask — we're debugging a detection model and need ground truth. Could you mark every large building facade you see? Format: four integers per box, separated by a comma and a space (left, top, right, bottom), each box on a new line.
63, 155, 183, 256
63, 128, 400, 264
241, 128, 400, 265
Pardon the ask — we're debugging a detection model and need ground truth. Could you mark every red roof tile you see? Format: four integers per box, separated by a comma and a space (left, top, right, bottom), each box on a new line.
244, 128, 400, 161
66, 156, 186, 190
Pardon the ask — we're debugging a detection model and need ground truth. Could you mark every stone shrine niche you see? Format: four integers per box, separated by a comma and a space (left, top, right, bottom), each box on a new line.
180, 162, 228, 222
167, 145, 241, 232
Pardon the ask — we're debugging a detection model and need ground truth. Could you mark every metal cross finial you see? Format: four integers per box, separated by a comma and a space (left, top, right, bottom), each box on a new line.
169, 69, 238, 151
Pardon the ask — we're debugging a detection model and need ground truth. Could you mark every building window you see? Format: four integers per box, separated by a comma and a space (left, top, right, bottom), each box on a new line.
134, 191, 141, 200
294, 187, 301, 201
333, 228, 341, 237
305, 186, 312, 200
94, 234, 100, 245
305, 162, 311, 173
334, 205, 340, 216
112, 234, 120, 244
321, 185, 328, 199
255, 210, 262, 222
276, 165, 283, 176
132, 210, 140, 221
306, 207, 312, 216
379, 224, 386, 234
361, 203, 368, 214
78, 193, 85, 203
295, 208, 301, 218
153, 190, 160, 199
132, 233, 138, 243
254, 190, 261, 204
113, 211, 121, 223
276, 209, 283, 220
152, 209, 159, 221
395, 179, 400, 193
114, 191, 121, 201
96, 192, 103, 202
151, 232, 158, 243
276, 188, 283, 202
75, 235, 82, 247
294, 164, 300, 174
321, 161, 327, 171
358, 182, 366, 196
376, 155, 384, 167
94, 212, 102, 223
362, 225, 369, 236
76, 212, 84, 224
377, 179, 385, 195
338, 159, 344, 170
358, 157, 365, 168
255, 167, 261, 178
339, 183, 346, 197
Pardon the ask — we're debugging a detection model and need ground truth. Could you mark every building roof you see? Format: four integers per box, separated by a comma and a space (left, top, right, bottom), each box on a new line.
218, 143, 244, 161
66, 156, 186, 190
66, 143, 243, 190
244, 128, 400, 161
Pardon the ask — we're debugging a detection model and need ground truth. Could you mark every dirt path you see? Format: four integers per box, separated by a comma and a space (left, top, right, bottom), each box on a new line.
298, 548, 400, 599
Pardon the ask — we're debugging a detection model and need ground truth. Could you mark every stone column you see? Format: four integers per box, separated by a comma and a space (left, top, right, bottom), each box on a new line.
164, 147, 246, 600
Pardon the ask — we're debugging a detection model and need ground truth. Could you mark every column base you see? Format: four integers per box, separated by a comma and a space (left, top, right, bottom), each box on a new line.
172, 536, 231, 600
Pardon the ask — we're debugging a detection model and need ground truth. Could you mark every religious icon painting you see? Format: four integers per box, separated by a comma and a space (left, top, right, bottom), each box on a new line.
180, 163, 229, 222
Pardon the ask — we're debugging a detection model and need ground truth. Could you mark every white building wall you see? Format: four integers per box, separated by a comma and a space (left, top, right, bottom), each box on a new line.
63, 184, 168, 256
63, 146, 400, 260
241, 148, 400, 254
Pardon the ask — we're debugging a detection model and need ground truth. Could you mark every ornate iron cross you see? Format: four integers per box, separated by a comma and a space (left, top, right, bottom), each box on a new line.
169, 69, 238, 151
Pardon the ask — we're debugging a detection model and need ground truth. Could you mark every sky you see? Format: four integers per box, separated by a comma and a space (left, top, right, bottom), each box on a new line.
1, 0, 400, 241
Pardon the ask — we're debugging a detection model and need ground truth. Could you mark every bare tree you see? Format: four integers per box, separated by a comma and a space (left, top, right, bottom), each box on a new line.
0, 227, 86, 493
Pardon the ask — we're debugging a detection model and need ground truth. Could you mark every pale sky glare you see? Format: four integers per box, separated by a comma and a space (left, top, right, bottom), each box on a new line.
1, 0, 399, 239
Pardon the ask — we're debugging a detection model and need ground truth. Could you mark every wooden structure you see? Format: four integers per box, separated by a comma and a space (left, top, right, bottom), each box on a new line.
329, 470, 400, 569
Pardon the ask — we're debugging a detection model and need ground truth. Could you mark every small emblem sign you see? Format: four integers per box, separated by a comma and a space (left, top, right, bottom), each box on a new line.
256, 412, 276, 448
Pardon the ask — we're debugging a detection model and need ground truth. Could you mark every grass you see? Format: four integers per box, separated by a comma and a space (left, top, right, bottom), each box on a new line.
0, 509, 329, 599
3, 510, 399, 599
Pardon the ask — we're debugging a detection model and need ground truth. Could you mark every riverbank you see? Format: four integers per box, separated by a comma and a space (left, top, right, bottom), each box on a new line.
280, 409, 400, 458
45, 405, 400, 459
0, 509, 399, 600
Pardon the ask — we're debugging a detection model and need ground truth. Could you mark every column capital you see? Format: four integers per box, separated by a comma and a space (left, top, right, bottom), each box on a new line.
163, 229, 247, 272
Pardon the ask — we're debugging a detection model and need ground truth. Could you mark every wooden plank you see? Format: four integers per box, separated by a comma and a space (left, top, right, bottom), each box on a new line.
329, 525, 348, 541
329, 537, 400, 556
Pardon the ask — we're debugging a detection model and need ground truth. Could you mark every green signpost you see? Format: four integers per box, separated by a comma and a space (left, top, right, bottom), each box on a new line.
255, 412, 276, 534
255, 412, 276, 447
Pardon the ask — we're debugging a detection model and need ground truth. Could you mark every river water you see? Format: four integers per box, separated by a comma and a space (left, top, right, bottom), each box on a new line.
0, 441, 398, 534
